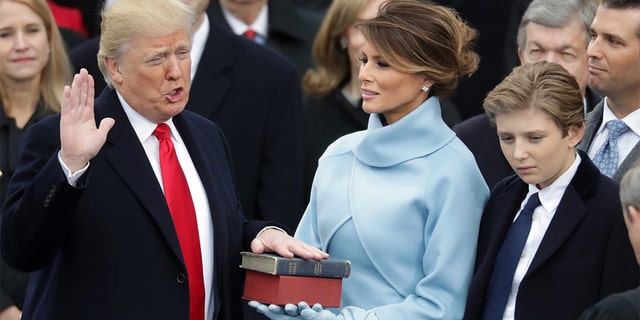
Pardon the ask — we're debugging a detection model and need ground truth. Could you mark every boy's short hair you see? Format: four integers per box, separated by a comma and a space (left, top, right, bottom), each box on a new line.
483, 61, 584, 136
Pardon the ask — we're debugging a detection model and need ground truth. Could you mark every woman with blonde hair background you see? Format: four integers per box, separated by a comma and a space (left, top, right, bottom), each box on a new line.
0, 0, 72, 318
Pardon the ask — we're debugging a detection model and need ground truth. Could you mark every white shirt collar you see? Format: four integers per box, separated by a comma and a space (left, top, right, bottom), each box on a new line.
528, 151, 582, 215
116, 91, 182, 145
597, 97, 640, 137
221, 4, 268, 37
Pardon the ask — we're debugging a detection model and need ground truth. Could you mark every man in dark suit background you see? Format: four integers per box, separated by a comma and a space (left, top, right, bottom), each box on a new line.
70, 0, 306, 234
207, 0, 322, 76
454, 0, 601, 190
577, 0, 640, 183
579, 160, 640, 319
0, 0, 327, 318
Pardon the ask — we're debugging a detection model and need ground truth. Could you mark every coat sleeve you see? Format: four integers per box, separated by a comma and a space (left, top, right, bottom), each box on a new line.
1, 116, 82, 271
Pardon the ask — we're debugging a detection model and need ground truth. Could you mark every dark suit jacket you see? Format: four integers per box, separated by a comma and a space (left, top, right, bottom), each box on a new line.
69, 37, 104, 91
463, 152, 639, 320
186, 18, 305, 232
454, 88, 602, 190
578, 100, 640, 183
0, 102, 53, 311
0, 89, 276, 320
452, 113, 512, 190
579, 287, 640, 320
302, 90, 369, 201
70, 18, 306, 233
207, 0, 321, 75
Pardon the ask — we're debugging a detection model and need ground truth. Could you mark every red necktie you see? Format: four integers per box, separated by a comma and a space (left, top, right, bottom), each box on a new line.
153, 124, 205, 320
243, 29, 257, 40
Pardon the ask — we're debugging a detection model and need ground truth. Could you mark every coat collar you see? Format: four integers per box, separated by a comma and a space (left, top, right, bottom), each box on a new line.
353, 97, 455, 167
266, 0, 316, 44
94, 89, 184, 262
501, 150, 599, 207
186, 17, 232, 118
497, 150, 602, 274
577, 100, 604, 153
585, 86, 603, 114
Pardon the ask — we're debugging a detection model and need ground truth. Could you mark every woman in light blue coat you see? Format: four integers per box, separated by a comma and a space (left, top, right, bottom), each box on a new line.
251, 1, 489, 319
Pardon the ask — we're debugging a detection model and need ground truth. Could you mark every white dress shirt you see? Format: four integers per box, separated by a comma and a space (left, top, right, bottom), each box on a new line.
502, 153, 582, 320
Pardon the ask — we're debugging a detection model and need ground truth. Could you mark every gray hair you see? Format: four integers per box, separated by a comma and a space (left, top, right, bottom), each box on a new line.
517, 0, 597, 50
620, 161, 640, 221
97, 0, 197, 87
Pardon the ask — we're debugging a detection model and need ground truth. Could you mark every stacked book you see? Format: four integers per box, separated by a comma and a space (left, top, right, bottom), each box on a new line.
240, 251, 351, 307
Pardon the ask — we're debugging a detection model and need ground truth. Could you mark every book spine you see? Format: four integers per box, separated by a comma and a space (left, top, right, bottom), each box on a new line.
274, 259, 350, 278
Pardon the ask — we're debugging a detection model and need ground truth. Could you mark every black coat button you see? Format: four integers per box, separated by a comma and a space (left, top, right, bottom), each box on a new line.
176, 272, 186, 284
43, 185, 57, 207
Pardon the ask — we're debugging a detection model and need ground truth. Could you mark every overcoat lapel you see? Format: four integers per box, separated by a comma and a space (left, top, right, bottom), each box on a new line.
172, 113, 231, 262
98, 90, 184, 263
527, 187, 586, 274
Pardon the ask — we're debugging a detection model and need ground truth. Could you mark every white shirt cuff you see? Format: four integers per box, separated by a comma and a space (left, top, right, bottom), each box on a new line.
256, 226, 288, 238
58, 151, 89, 187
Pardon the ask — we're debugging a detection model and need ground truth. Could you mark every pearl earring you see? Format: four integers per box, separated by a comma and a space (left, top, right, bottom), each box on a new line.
339, 37, 348, 50
421, 85, 429, 92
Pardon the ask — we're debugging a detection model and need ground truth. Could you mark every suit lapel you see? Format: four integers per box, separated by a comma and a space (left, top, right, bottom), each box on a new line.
585, 87, 603, 114
172, 113, 231, 267
526, 154, 597, 275
491, 188, 526, 249
186, 18, 232, 119
484, 182, 528, 267
527, 187, 586, 274
97, 90, 184, 262
613, 142, 640, 183
267, 0, 312, 44
578, 101, 604, 153
574, 99, 640, 183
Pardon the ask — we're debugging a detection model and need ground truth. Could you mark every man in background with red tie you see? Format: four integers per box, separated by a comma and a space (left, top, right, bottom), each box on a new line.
0, 0, 327, 319
208, 0, 321, 76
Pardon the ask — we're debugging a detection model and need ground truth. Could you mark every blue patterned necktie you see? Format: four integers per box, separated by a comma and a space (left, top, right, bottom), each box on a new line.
481, 193, 541, 320
593, 119, 629, 177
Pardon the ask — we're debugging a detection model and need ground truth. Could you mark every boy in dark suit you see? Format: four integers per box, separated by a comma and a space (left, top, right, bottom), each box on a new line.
463, 61, 638, 320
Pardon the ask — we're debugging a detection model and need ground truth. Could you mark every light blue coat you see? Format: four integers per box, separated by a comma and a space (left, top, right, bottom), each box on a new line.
295, 97, 489, 320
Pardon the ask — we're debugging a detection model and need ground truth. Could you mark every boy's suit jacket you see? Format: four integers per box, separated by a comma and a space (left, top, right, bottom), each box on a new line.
1, 89, 275, 320
463, 151, 639, 320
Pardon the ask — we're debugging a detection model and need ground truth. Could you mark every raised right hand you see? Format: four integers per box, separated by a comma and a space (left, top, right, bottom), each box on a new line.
59, 68, 115, 172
